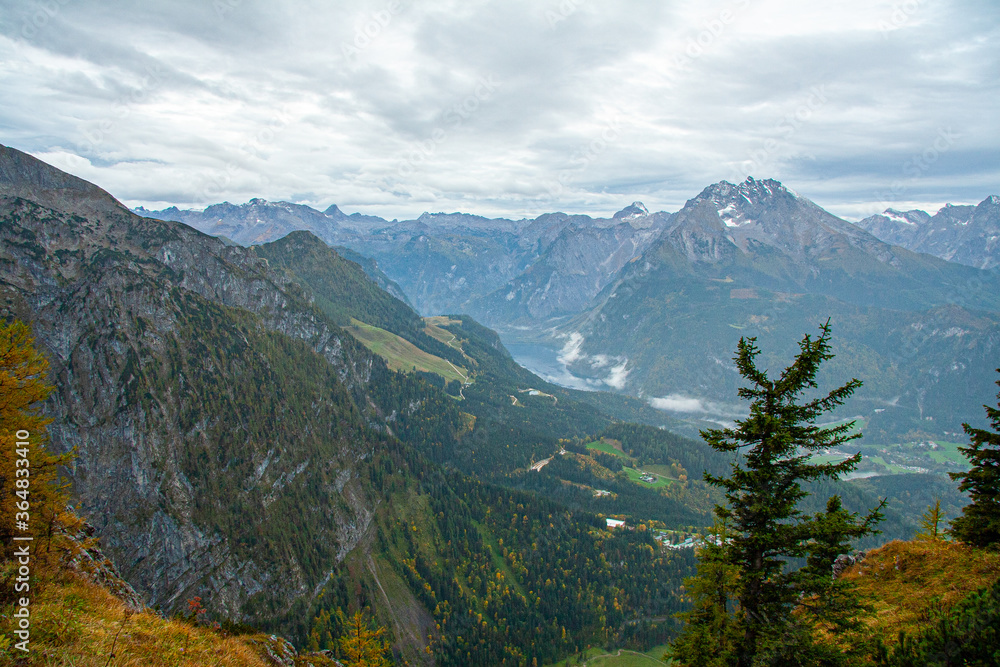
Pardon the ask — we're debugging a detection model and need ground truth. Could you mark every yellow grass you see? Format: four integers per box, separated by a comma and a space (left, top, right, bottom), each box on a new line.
422, 317, 474, 363
841, 539, 1000, 647
0, 571, 279, 666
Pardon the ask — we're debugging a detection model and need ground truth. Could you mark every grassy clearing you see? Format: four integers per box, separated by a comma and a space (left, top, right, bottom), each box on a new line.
422, 317, 466, 352
622, 466, 671, 489
870, 455, 910, 474
810, 453, 848, 464
643, 644, 674, 662
544, 646, 672, 666
926, 440, 969, 465
346, 318, 469, 384
586, 440, 634, 462
586, 651, 670, 666
543, 647, 607, 666
642, 464, 679, 479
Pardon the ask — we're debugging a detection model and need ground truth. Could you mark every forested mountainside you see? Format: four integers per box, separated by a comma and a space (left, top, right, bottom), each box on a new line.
140, 181, 1000, 446
0, 144, 701, 663
2, 144, 988, 665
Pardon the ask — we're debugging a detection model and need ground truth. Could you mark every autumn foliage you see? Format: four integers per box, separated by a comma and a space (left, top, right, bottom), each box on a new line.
0, 318, 80, 565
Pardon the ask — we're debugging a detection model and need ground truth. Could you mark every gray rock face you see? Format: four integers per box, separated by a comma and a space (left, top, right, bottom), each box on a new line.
142, 199, 672, 324
62, 521, 146, 611
467, 208, 671, 324
854, 208, 932, 247
0, 145, 387, 626
857, 195, 1000, 270
673, 177, 893, 268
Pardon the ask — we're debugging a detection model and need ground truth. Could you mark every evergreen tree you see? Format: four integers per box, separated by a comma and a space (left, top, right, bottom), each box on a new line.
949, 371, 1000, 550
671, 518, 740, 666
0, 319, 81, 562
915, 499, 946, 542
795, 495, 882, 661
337, 609, 392, 667
672, 322, 883, 667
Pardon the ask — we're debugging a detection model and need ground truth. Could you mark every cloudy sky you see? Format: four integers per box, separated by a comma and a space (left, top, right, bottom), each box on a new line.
1, 0, 997, 221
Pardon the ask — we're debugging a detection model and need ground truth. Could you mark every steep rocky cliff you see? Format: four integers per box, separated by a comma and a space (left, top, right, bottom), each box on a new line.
0, 144, 410, 629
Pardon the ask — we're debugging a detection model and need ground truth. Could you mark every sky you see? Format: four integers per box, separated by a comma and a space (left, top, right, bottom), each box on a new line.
1, 0, 998, 222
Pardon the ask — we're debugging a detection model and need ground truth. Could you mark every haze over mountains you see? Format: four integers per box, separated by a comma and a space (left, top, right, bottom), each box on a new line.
141, 178, 1000, 441
137, 199, 674, 321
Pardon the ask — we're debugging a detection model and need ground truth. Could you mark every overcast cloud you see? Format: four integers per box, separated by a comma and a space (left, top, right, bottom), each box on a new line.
1, 0, 997, 220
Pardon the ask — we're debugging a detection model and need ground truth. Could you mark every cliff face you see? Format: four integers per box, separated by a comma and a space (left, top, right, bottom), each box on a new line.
0, 146, 396, 626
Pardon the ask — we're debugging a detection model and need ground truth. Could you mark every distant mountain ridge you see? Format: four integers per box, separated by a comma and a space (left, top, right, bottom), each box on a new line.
140, 198, 673, 322
138, 177, 1000, 440
857, 195, 1000, 270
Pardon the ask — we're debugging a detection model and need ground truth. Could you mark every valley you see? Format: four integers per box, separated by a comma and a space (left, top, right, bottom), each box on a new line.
0, 143, 996, 665
143, 178, 1000, 448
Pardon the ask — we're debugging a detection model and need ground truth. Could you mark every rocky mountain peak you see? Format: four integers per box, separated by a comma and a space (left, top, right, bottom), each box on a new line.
882, 208, 930, 226
0, 143, 128, 218
980, 194, 1000, 209
613, 201, 649, 220
690, 177, 793, 229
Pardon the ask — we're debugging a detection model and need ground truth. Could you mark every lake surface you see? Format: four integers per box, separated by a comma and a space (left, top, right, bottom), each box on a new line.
504, 342, 595, 391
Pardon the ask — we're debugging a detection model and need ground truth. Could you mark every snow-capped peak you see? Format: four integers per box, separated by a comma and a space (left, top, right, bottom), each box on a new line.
613, 201, 649, 220
699, 177, 788, 208
883, 209, 919, 225
696, 177, 788, 226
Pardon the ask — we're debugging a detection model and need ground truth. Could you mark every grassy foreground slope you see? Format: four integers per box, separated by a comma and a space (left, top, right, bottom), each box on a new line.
0, 572, 278, 666
842, 539, 1000, 654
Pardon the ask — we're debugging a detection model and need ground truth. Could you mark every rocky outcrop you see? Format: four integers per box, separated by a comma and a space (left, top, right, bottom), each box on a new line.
832, 551, 866, 579
61, 520, 146, 612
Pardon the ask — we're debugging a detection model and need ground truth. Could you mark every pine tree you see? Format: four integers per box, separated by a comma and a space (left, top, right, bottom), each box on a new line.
796, 495, 882, 660
672, 321, 884, 667
915, 499, 946, 542
949, 370, 1000, 550
0, 319, 81, 563
671, 518, 740, 666
337, 609, 392, 667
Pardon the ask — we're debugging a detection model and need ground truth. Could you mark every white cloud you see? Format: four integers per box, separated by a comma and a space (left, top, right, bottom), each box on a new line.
649, 394, 709, 413
648, 393, 747, 420
0, 0, 996, 218
557, 332, 585, 365
603, 360, 629, 390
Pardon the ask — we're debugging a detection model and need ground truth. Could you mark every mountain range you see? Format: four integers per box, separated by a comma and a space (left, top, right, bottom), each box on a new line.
561, 178, 1000, 439
2, 143, 984, 662
1, 143, 717, 662
857, 196, 1000, 270
141, 179, 1000, 441
137, 199, 674, 322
